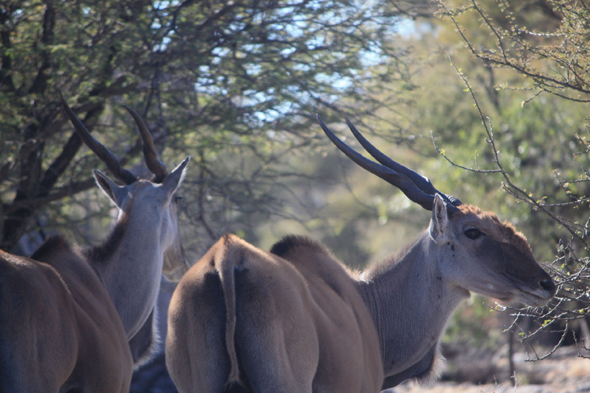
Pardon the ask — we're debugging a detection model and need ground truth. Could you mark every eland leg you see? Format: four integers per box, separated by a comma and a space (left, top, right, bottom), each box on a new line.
167, 269, 232, 393
232, 268, 318, 393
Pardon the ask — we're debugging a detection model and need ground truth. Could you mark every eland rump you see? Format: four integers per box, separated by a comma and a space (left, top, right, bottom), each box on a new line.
165, 115, 556, 393
0, 96, 189, 392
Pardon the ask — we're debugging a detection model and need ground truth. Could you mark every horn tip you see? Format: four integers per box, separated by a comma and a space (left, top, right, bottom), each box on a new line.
316, 114, 328, 128
121, 104, 137, 116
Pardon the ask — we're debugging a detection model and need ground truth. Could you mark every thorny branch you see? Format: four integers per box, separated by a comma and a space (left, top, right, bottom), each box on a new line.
436, 0, 590, 102
434, 57, 590, 361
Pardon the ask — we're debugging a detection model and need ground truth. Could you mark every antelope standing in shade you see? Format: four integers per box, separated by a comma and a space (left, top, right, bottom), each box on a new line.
0, 96, 189, 392
165, 115, 556, 393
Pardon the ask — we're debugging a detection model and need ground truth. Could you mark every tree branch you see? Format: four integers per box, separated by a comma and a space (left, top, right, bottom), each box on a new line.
29, 0, 55, 94
0, 6, 15, 92
6, 178, 97, 214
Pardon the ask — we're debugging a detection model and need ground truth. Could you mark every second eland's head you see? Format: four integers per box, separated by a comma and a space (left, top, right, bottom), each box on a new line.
429, 194, 556, 306
317, 114, 556, 307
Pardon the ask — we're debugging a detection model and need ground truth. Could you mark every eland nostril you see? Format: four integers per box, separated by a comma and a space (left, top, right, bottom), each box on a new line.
539, 279, 556, 294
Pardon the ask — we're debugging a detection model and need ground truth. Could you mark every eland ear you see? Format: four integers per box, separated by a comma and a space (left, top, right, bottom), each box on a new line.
429, 194, 451, 243
161, 156, 190, 197
94, 170, 128, 207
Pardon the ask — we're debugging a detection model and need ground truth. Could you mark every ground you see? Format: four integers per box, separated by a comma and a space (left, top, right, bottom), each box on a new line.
390, 346, 590, 393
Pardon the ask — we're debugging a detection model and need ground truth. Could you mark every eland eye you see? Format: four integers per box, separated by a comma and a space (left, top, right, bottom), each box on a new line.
174, 195, 183, 203
464, 228, 482, 240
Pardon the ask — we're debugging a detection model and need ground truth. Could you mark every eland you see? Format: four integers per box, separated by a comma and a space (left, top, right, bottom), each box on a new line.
165, 115, 556, 393
0, 96, 190, 392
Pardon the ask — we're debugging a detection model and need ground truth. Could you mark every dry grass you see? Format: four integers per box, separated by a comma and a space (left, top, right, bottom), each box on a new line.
389, 347, 590, 393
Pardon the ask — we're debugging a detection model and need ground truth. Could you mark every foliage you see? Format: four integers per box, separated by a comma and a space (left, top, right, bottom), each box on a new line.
437, 0, 590, 102
433, 0, 590, 360
0, 0, 411, 255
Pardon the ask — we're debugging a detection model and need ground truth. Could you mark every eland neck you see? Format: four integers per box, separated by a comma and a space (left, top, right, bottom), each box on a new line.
85, 204, 165, 340
357, 232, 469, 379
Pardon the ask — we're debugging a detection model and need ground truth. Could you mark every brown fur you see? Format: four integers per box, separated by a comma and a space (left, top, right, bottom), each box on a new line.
30, 234, 73, 259
0, 243, 132, 392
166, 234, 383, 393
270, 235, 332, 258
454, 204, 533, 257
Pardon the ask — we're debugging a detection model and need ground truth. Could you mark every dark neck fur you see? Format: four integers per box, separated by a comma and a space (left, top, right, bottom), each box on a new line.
270, 234, 332, 257
82, 213, 129, 265
30, 235, 74, 262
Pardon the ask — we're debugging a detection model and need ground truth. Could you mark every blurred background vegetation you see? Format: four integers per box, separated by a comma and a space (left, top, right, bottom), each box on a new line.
1, 0, 589, 390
